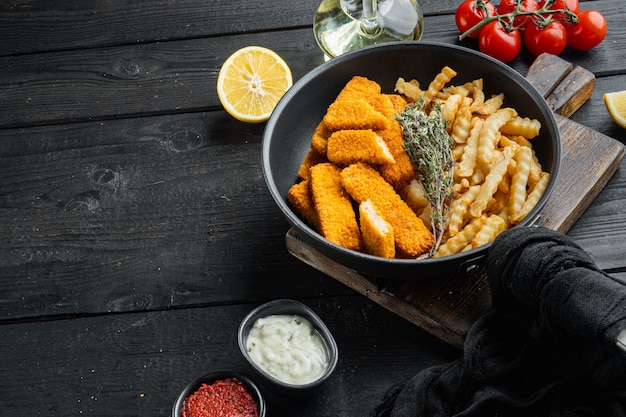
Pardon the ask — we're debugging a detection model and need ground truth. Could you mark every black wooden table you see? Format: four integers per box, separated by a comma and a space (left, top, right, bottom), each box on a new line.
1, 1, 625, 415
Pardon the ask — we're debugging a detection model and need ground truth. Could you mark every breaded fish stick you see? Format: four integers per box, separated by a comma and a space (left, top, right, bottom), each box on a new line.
287, 180, 319, 229
341, 163, 433, 257
327, 129, 395, 166
311, 121, 331, 156
335, 76, 382, 103
297, 148, 327, 181
323, 99, 390, 132
364, 91, 417, 191
310, 163, 362, 251
359, 199, 395, 258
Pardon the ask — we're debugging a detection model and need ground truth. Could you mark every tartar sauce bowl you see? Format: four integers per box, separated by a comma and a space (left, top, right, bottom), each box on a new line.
172, 370, 266, 417
238, 299, 339, 399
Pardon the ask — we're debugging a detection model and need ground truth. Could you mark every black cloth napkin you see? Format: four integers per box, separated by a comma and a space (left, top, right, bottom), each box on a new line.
373, 226, 626, 417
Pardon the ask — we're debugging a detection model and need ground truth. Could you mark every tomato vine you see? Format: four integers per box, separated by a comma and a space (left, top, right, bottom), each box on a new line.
455, 0, 607, 62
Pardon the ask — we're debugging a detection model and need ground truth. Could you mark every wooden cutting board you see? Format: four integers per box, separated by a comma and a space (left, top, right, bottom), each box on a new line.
286, 54, 626, 348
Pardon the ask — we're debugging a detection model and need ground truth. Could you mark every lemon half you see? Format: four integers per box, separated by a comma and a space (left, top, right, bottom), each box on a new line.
217, 46, 293, 123
604, 90, 626, 129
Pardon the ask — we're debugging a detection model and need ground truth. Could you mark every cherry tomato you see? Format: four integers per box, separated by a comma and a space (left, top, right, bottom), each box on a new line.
524, 21, 568, 56
541, 0, 580, 21
497, 0, 540, 28
455, 0, 497, 39
479, 21, 522, 63
566, 10, 607, 50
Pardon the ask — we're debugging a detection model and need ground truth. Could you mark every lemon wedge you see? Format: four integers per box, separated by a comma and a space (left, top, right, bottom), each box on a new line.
604, 90, 626, 129
217, 46, 293, 123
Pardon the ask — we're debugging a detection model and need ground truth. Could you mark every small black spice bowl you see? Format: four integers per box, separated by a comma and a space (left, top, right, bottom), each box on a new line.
238, 299, 339, 400
172, 370, 266, 417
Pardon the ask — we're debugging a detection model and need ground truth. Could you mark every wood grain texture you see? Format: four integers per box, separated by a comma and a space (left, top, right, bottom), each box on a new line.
0, 295, 460, 416
287, 229, 489, 347
2, 3, 626, 131
0, 29, 325, 128
1, 1, 626, 415
0, 0, 469, 57
0, 112, 351, 321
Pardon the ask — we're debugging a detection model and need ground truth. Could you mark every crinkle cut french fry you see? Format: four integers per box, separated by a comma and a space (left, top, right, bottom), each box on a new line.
394, 77, 422, 102
471, 214, 506, 248
477, 107, 517, 166
472, 93, 504, 116
507, 134, 532, 148
451, 106, 473, 144
434, 216, 485, 258
469, 148, 514, 218
448, 185, 481, 237
498, 134, 520, 151
454, 177, 471, 194
508, 146, 533, 221
444, 82, 470, 97
528, 153, 544, 189
456, 118, 484, 178
422, 66, 457, 109
453, 142, 466, 161
469, 168, 485, 187
510, 171, 550, 224
500, 116, 541, 139
487, 188, 509, 215
498, 170, 512, 194
441, 93, 464, 130
470, 79, 485, 108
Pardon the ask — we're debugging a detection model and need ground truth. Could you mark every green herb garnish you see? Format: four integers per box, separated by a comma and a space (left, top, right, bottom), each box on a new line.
397, 103, 454, 256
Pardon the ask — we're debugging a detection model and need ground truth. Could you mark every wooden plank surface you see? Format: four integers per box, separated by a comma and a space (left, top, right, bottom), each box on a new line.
0, 0, 471, 56
0, 1, 626, 416
0, 295, 460, 417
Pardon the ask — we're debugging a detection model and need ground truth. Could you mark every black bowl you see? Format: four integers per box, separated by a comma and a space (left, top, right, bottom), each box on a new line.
262, 41, 561, 279
238, 299, 338, 399
172, 370, 266, 417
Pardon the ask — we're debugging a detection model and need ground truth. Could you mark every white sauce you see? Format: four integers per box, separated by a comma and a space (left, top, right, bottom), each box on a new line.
246, 314, 330, 385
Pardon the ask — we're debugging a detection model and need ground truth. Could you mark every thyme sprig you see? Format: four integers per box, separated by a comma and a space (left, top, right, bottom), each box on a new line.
459, 0, 579, 41
397, 103, 454, 257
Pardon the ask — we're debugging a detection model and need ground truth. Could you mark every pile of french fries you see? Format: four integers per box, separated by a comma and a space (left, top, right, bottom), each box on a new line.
396, 66, 550, 258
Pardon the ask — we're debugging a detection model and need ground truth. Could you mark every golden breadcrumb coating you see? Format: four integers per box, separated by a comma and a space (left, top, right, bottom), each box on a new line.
287, 180, 319, 229
323, 99, 390, 132
327, 129, 395, 166
375, 101, 418, 191
297, 148, 328, 181
386, 94, 408, 113
310, 163, 362, 251
341, 163, 433, 258
335, 76, 382, 103
311, 121, 331, 156
359, 199, 395, 258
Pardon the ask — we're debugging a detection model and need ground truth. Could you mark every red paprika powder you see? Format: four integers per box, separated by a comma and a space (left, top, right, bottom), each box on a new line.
181, 378, 259, 417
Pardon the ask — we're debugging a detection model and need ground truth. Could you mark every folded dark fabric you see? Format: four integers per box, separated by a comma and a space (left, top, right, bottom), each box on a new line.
373, 227, 626, 417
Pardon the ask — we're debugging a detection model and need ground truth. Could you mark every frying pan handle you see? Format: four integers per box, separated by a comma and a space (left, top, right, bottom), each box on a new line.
458, 254, 486, 276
